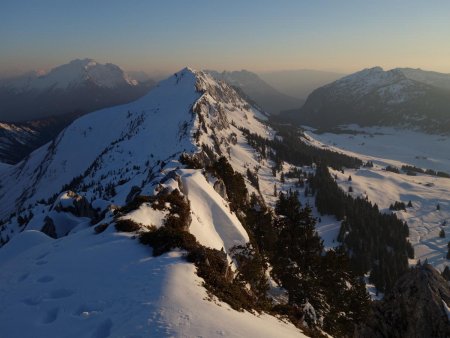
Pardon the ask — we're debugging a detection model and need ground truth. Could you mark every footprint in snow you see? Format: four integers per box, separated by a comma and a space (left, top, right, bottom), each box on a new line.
42, 308, 59, 324
36, 260, 48, 266
22, 297, 42, 306
92, 318, 113, 338
37, 275, 54, 283
36, 252, 49, 260
18, 272, 29, 282
49, 288, 75, 299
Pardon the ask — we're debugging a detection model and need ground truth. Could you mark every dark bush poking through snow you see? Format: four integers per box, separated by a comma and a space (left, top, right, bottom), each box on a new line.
140, 228, 197, 256
115, 219, 142, 232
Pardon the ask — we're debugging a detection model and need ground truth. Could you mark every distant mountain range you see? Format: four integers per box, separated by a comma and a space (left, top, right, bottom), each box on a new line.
206, 70, 304, 114
280, 67, 450, 133
259, 69, 345, 99
0, 58, 155, 122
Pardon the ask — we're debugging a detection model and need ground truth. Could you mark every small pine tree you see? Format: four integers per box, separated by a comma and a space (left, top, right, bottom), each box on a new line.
437, 203, 441, 211
280, 172, 285, 183
348, 175, 352, 181
348, 186, 353, 193
439, 228, 445, 238
273, 184, 277, 197
407, 200, 413, 208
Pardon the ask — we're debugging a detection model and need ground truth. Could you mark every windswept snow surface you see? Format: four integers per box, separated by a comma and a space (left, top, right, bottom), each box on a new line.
305, 126, 450, 272
0, 228, 305, 338
180, 169, 249, 252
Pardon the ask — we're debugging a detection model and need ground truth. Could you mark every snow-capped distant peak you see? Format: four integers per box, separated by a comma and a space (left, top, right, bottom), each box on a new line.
3, 58, 138, 92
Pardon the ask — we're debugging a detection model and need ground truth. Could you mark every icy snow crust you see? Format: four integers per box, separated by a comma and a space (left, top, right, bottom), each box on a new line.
0, 68, 306, 337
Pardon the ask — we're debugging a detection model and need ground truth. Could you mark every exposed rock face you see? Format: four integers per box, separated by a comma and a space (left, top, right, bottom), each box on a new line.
356, 264, 450, 338
54, 191, 96, 218
160, 171, 184, 193
41, 216, 56, 239
126, 186, 142, 204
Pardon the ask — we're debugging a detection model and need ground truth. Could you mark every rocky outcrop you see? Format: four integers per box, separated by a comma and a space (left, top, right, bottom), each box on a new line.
54, 191, 96, 218
160, 171, 184, 194
126, 185, 142, 204
356, 264, 450, 338
41, 216, 57, 239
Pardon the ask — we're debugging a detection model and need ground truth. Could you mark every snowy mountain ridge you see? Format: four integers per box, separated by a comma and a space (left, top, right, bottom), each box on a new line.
325, 67, 423, 103
0, 67, 268, 219
0, 67, 312, 337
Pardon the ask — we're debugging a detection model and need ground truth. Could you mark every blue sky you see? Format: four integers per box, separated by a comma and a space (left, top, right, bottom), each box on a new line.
1, 0, 450, 75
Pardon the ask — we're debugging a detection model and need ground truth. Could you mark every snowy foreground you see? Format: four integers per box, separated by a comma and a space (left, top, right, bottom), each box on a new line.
306, 126, 450, 272
0, 229, 303, 338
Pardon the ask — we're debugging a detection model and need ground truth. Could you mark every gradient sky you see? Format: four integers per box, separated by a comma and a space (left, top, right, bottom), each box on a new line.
1, 0, 450, 76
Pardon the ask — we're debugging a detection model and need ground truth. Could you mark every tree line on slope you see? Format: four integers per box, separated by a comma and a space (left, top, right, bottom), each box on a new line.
311, 164, 414, 293
239, 124, 362, 172
208, 156, 370, 336
179, 152, 370, 336
241, 123, 414, 292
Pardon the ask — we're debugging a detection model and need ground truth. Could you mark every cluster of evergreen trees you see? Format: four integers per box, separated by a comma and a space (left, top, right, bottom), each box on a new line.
243, 190, 370, 335
240, 124, 362, 170
240, 123, 413, 293
402, 165, 450, 178
210, 156, 369, 336
312, 164, 413, 292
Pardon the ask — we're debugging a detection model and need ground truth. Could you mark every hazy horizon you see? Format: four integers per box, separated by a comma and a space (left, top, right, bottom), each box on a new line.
2, 0, 450, 78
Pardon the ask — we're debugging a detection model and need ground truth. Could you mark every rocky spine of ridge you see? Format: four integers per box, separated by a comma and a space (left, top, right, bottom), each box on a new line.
356, 263, 450, 338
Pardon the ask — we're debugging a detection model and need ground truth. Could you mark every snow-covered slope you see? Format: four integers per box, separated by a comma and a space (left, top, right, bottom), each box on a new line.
0, 228, 304, 338
400, 68, 450, 91
0, 113, 81, 164
0, 68, 307, 337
